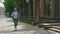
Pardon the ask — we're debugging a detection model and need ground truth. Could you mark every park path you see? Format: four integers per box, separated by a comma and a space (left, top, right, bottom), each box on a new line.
0, 15, 53, 34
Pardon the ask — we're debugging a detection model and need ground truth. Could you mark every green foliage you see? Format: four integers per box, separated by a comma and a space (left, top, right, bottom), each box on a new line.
19, 19, 32, 25
45, 0, 51, 17
4, 0, 14, 16
4, 0, 23, 16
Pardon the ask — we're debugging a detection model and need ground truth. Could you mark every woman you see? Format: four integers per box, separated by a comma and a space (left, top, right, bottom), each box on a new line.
11, 8, 20, 30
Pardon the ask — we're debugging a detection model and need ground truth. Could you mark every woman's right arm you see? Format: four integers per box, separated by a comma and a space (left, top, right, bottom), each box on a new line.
11, 12, 13, 17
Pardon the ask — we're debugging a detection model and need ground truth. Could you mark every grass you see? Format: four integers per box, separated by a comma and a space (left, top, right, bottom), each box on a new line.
19, 18, 32, 25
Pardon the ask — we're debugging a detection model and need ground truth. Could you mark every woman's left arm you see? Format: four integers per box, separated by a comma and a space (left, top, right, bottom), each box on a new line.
17, 13, 20, 18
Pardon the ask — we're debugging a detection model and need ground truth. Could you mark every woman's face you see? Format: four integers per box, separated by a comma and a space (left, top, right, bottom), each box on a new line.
14, 8, 17, 11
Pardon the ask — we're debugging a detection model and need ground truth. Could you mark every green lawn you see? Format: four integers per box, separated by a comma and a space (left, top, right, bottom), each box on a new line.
19, 19, 32, 25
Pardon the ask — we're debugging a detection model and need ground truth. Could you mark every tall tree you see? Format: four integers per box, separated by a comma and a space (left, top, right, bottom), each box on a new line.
4, 0, 14, 16
4, 0, 23, 16
45, 0, 51, 17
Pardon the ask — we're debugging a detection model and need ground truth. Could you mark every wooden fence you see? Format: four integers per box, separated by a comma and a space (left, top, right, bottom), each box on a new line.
20, 0, 60, 33
20, 0, 60, 19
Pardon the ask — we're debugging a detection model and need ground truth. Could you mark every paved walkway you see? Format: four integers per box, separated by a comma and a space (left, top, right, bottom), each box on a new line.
0, 15, 52, 34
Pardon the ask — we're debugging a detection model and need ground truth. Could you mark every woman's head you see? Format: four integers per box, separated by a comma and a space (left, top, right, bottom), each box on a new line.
14, 8, 17, 11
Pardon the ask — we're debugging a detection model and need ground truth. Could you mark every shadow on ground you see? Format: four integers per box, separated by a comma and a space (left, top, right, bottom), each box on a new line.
6, 20, 13, 22
0, 20, 51, 34
0, 24, 51, 34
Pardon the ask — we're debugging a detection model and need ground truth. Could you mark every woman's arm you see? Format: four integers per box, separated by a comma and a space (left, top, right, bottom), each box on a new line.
17, 13, 21, 18
11, 12, 14, 17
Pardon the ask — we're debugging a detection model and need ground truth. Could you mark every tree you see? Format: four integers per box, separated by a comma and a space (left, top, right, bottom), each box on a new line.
45, 0, 51, 17
4, 0, 14, 16
4, 0, 23, 16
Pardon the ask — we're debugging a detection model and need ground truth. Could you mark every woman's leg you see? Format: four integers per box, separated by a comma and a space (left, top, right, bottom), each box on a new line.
14, 19, 18, 29
12, 19, 16, 28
